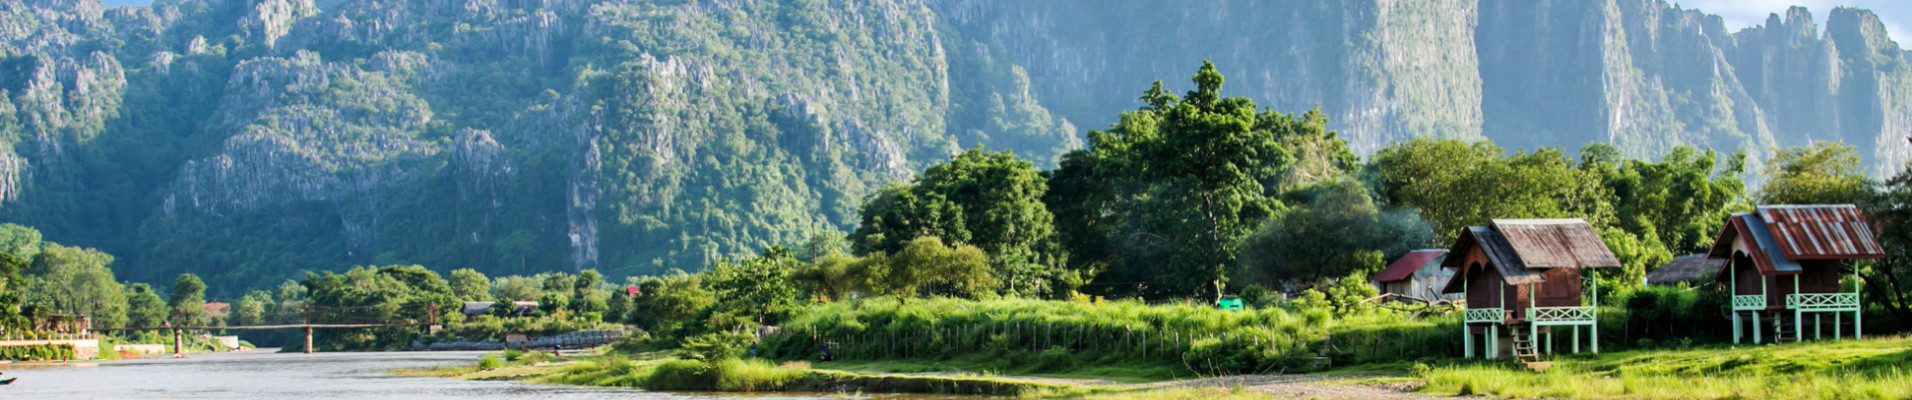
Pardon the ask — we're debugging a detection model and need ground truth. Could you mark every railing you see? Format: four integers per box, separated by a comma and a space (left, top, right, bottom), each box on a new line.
1786, 293, 1860, 311
1732, 295, 1766, 311
1526, 306, 1597, 326
1464, 308, 1504, 324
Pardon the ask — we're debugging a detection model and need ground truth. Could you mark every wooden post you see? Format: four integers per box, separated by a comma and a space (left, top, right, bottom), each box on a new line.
304, 327, 313, 354
173, 328, 184, 358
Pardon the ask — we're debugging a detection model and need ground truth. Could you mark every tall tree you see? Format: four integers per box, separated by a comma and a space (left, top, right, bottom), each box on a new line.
22, 244, 128, 329
447, 268, 492, 302
124, 283, 167, 329
852, 148, 1060, 295
169, 273, 209, 326
1049, 61, 1306, 299
1761, 141, 1874, 205
1235, 180, 1433, 287
704, 247, 802, 324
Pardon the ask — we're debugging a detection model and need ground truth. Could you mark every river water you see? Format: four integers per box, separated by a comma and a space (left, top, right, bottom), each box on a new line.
0, 349, 912, 400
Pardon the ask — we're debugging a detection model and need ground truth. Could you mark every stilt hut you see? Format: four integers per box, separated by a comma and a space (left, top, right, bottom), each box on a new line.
1708, 205, 1878, 344
1442, 219, 1619, 360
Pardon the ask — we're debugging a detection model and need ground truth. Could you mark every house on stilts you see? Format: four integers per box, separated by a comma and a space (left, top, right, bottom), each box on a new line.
1443, 219, 1619, 360
1708, 205, 1878, 344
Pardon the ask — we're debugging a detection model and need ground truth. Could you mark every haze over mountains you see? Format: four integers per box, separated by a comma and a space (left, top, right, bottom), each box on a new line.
0, 0, 1904, 292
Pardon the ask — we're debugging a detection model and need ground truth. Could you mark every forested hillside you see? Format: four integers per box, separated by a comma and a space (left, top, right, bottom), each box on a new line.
0, 0, 1904, 295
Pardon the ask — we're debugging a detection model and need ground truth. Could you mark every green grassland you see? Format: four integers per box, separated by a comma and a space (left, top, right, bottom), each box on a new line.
1418, 336, 1912, 399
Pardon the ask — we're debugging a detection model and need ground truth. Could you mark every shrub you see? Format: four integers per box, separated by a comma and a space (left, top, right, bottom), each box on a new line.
678, 332, 753, 363
478, 353, 503, 370
503, 348, 525, 361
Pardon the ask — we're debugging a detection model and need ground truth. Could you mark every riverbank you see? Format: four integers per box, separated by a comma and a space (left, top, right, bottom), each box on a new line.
411, 334, 1912, 399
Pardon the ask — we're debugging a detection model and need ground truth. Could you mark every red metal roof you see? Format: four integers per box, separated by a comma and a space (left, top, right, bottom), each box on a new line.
1371, 249, 1446, 283
1756, 205, 1884, 260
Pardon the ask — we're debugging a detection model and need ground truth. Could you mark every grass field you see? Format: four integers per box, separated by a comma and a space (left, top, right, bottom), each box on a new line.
1418, 335, 1912, 399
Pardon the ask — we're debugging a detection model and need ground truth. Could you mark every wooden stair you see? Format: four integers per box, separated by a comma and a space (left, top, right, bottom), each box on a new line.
1510, 322, 1540, 362
1773, 313, 1798, 343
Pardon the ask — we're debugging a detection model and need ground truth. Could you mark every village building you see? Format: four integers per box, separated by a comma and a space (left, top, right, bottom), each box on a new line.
1644, 255, 1723, 286
1442, 219, 1618, 360
1707, 205, 1877, 343
1370, 249, 1460, 302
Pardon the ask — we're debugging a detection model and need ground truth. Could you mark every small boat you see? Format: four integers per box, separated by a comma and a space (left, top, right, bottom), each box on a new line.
0, 377, 14, 385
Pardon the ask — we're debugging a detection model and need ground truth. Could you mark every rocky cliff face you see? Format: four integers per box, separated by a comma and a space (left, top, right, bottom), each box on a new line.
932, 0, 1484, 154
0, 0, 1906, 291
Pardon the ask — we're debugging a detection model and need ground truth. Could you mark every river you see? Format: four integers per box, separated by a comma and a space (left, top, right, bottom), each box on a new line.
0, 349, 948, 399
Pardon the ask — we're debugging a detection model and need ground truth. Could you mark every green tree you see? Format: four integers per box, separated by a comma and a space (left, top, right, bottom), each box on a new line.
448, 268, 492, 302
852, 237, 996, 302
0, 253, 27, 332
491, 275, 543, 302
169, 273, 209, 326
22, 244, 128, 329
794, 252, 859, 302
704, 247, 803, 324
1583, 144, 1748, 254
1862, 163, 1912, 322
631, 273, 714, 331
1235, 180, 1433, 287
0, 224, 42, 261
1761, 141, 1875, 205
124, 283, 167, 329
1048, 62, 1311, 299
232, 290, 271, 327
852, 148, 1059, 295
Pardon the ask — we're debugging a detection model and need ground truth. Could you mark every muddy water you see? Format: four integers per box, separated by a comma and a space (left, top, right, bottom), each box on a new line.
0, 349, 966, 400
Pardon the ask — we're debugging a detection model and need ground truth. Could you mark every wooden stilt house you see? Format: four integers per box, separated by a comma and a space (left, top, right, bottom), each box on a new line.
1442, 219, 1619, 360
1708, 205, 1879, 344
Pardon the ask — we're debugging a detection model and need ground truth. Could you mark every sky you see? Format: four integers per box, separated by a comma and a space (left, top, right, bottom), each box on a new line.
1682, 0, 1911, 42
87, 0, 1912, 47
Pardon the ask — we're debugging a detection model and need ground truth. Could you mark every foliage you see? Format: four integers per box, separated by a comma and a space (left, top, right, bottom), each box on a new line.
1050, 62, 1352, 299
448, 268, 491, 302
677, 331, 754, 363
704, 247, 803, 325
851, 237, 997, 301
852, 148, 1062, 296
1760, 141, 1875, 205
169, 274, 208, 327
299, 265, 459, 350
1235, 179, 1432, 287
1420, 336, 1912, 399
123, 283, 166, 329
0, 343, 77, 360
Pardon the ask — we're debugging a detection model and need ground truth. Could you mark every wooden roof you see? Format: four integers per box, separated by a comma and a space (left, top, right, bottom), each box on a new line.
1646, 255, 1723, 285
1440, 219, 1616, 291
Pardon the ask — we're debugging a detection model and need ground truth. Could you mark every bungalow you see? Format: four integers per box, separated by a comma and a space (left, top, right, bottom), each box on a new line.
1442, 219, 1619, 360
1707, 205, 1878, 344
1370, 249, 1460, 302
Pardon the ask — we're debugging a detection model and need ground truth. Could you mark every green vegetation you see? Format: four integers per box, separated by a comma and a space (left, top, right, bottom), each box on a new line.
1420, 337, 1912, 399
0, 343, 76, 361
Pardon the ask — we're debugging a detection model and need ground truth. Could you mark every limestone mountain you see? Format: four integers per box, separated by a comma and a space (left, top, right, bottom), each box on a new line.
0, 0, 1902, 293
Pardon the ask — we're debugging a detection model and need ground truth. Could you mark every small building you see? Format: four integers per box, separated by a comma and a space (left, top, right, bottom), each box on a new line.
624, 287, 641, 298
1645, 255, 1724, 286
202, 302, 231, 320
1442, 219, 1618, 359
1707, 205, 1878, 343
1370, 249, 1459, 302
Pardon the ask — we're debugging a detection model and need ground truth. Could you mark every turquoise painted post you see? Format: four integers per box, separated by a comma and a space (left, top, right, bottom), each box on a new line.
1795, 278, 1803, 343
1572, 325, 1579, 353
1591, 273, 1599, 354
1836, 312, 1842, 340
1489, 324, 1498, 360
1464, 327, 1473, 359
1753, 312, 1761, 344
1732, 261, 1740, 344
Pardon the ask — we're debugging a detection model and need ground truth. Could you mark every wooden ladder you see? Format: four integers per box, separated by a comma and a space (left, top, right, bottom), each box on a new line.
1773, 312, 1798, 343
1510, 322, 1540, 362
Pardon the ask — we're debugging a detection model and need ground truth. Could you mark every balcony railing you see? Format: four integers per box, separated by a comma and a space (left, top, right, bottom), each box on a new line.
1786, 293, 1860, 312
1464, 308, 1504, 324
1526, 306, 1597, 326
1732, 295, 1766, 311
